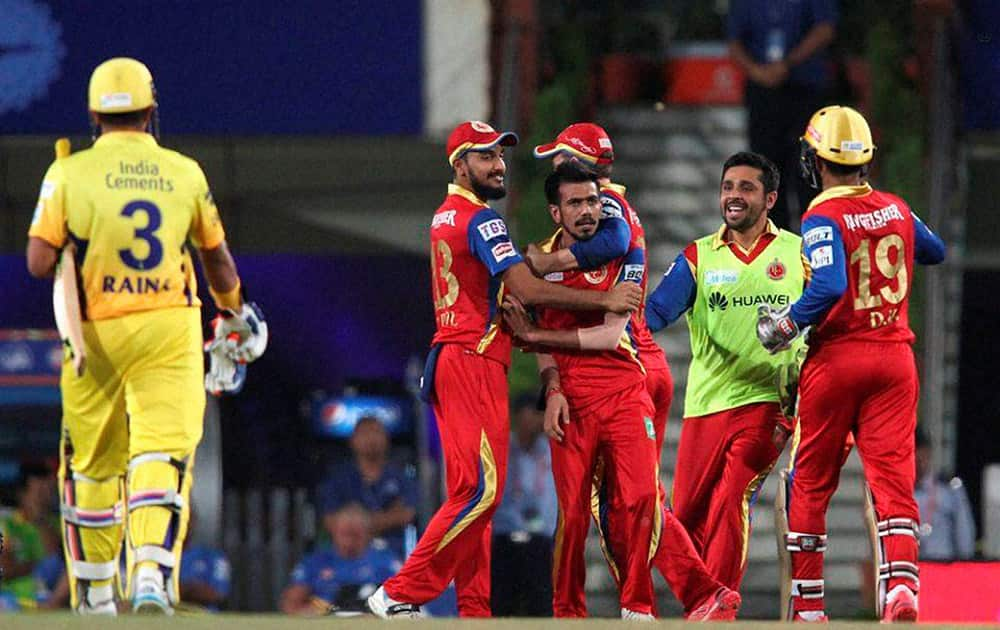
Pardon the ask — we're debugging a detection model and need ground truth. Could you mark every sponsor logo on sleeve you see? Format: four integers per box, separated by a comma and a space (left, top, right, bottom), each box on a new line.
622, 264, 644, 283
476, 218, 508, 240
31, 202, 43, 225
810, 245, 834, 269
803, 226, 833, 247
491, 241, 517, 263
704, 269, 739, 286
601, 197, 624, 219
431, 209, 457, 229
39, 181, 55, 200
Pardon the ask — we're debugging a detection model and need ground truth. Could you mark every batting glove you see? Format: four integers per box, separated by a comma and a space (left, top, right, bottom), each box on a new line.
757, 305, 799, 354
209, 302, 268, 364
204, 334, 246, 396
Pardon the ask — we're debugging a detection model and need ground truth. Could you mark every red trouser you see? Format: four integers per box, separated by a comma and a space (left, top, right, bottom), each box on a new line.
551, 382, 659, 617
384, 345, 509, 617
596, 367, 725, 612
671, 402, 784, 591
788, 341, 919, 613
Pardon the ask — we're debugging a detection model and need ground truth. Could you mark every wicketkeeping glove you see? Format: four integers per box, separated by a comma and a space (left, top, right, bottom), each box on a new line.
209, 302, 268, 364
756, 305, 799, 354
204, 333, 246, 396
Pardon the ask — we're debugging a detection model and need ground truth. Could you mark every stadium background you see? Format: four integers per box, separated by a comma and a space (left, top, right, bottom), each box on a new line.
0, 0, 998, 620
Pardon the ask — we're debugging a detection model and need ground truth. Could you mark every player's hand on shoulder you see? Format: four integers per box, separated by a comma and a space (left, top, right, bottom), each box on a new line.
756, 305, 798, 354
210, 302, 269, 364
604, 282, 642, 314
523, 243, 547, 277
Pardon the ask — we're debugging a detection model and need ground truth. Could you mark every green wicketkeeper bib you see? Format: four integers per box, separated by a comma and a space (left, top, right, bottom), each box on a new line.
683, 228, 806, 418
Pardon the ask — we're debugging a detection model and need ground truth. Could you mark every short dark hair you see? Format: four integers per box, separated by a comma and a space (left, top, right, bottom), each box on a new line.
544, 160, 600, 206
819, 156, 865, 178
721, 151, 780, 194
96, 108, 151, 128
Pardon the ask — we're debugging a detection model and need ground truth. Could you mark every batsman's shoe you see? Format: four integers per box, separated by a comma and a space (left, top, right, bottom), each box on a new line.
688, 587, 742, 621
882, 585, 918, 623
621, 608, 655, 621
793, 610, 829, 622
366, 585, 423, 619
77, 584, 117, 616
132, 573, 174, 616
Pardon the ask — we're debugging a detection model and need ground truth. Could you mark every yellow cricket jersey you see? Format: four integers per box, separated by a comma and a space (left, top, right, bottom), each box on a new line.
28, 131, 225, 321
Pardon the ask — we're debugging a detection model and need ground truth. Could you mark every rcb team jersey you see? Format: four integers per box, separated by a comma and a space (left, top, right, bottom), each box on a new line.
429, 184, 523, 367
535, 228, 646, 408
601, 183, 668, 375
796, 185, 921, 347
28, 131, 225, 321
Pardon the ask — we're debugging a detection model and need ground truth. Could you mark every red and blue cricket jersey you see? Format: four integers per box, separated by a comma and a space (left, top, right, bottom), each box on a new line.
430, 184, 523, 367
600, 183, 668, 374
789, 184, 946, 345
535, 228, 646, 409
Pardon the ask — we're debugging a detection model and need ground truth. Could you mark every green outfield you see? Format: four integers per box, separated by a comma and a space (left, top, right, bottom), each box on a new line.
0, 616, 994, 630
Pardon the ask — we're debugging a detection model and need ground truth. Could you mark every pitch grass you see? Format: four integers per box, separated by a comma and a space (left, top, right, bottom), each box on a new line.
0, 615, 996, 630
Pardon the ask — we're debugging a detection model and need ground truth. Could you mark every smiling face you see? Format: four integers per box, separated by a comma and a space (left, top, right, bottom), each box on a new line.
719, 164, 776, 234
549, 180, 601, 242
455, 147, 508, 200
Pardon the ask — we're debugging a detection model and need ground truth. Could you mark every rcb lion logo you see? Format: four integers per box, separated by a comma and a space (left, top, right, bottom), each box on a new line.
766, 258, 786, 281
584, 266, 608, 284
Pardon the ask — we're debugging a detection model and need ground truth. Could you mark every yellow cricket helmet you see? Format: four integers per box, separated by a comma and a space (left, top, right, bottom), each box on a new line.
800, 105, 875, 189
88, 57, 157, 114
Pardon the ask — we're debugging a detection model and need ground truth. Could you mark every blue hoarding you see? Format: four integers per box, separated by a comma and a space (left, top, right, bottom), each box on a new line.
0, 0, 422, 135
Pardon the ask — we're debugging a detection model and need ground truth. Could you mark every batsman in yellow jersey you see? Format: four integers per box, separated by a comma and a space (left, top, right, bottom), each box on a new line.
25, 57, 268, 616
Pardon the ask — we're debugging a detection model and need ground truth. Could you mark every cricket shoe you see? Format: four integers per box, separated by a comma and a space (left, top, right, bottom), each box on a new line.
366, 585, 423, 619
132, 570, 174, 615
793, 610, 829, 622
621, 607, 655, 621
881, 585, 918, 623
687, 587, 742, 621
77, 583, 117, 616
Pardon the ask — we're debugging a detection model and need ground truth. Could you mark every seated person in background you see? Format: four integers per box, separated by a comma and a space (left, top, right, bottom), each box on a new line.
491, 393, 558, 617
280, 504, 399, 615
180, 539, 231, 611
915, 430, 976, 560
33, 554, 70, 609
317, 416, 416, 558
0, 462, 56, 609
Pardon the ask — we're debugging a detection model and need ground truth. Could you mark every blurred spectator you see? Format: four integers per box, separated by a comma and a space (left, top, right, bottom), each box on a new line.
490, 394, 557, 617
316, 416, 416, 558
915, 430, 976, 560
0, 462, 56, 608
728, 0, 838, 229
33, 554, 69, 609
179, 510, 231, 611
280, 504, 399, 615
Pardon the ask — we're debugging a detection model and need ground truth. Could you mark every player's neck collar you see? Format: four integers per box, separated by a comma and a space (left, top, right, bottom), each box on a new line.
448, 183, 487, 207
807, 183, 873, 211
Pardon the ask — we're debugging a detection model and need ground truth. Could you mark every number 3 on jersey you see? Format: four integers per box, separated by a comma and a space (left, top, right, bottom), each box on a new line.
119, 200, 163, 271
432, 239, 459, 326
849, 234, 908, 310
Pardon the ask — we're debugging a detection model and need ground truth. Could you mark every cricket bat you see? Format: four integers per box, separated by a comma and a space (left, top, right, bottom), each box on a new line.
51, 138, 87, 377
